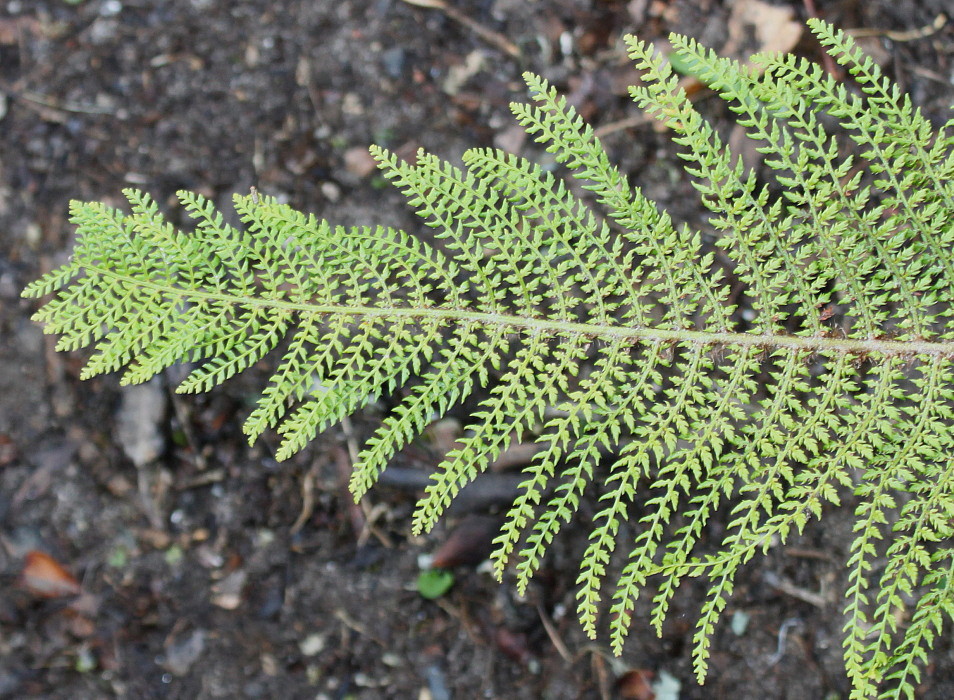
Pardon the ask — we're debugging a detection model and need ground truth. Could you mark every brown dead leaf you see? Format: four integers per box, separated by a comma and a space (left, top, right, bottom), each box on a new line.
494, 626, 531, 665
431, 515, 499, 569
617, 669, 656, 700
19, 550, 82, 599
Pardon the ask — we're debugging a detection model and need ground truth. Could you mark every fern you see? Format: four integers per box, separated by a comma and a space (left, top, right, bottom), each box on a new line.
22, 19, 954, 697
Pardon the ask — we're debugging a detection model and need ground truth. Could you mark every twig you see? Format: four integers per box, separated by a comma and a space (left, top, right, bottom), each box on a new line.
536, 602, 573, 663
290, 461, 318, 535
784, 546, 838, 563
435, 597, 483, 646
593, 113, 653, 139
591, 651, 612, 700
359, 502, 393, 548
167, 393, 207, 472
400, 0, 521, 58
763, 571, 830, 608
848, 14, 947, 41
334, 609, 385, 646
767, 617, 801, 666
175, 469, 225, 490
332, 445, 366, 537
0, 84, 117, 117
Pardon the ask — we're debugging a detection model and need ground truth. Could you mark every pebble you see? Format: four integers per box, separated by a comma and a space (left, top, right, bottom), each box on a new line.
380, 47, 405, 78
100, 0, 123, 16
116, 378, 166, 468
160, 629, 206, 676
298, 633, 325, 657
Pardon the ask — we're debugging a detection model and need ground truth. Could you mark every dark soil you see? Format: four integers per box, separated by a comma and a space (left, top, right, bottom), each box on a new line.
2, 1, 953, 698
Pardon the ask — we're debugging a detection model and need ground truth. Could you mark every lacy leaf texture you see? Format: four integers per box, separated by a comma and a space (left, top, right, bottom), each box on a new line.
22, 20, 954, 698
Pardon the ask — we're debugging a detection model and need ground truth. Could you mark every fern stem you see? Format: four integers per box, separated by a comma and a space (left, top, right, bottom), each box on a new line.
76, 265, 954, 360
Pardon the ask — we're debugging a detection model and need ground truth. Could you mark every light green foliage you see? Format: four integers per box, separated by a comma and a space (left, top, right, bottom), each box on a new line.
22, 20, 954, 697
417, 569, 455, 600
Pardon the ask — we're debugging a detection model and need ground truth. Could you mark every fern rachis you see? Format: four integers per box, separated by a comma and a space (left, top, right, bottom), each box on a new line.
22, 19, 954, 698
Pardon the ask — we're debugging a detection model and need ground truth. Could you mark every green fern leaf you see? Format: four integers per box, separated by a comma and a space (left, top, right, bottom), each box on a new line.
22, 19, 954, 698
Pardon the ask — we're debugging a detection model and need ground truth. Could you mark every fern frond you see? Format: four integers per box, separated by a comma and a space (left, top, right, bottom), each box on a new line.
515, 73, 732, 331
24, 19, 954, 698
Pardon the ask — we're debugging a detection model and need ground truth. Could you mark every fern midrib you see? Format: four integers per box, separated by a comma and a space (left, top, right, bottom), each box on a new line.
85, 264, 954, 358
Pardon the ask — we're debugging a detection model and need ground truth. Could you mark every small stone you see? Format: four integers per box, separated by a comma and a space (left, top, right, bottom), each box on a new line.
211, 569, 247, 609
381, 47, 405, 78
116, 378, 166, 467
341, 93, 363, 116
442, 50, 485, 96
88, 18, 119, 45
299, 633, 326, 657
161, 629, 206, 676
100, 0, 122, 16
731, 609, 750, 636
343, 147, 377, 178
319, 181, 341, 202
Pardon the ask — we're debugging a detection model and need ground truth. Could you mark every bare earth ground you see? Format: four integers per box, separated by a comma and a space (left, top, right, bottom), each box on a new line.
1, 1, 953, 698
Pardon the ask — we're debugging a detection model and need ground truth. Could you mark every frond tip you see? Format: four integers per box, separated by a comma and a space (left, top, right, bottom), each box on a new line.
23, 19, 954, 698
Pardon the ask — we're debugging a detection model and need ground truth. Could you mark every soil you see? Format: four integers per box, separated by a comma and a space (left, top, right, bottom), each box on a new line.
2, 1, 953, 698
